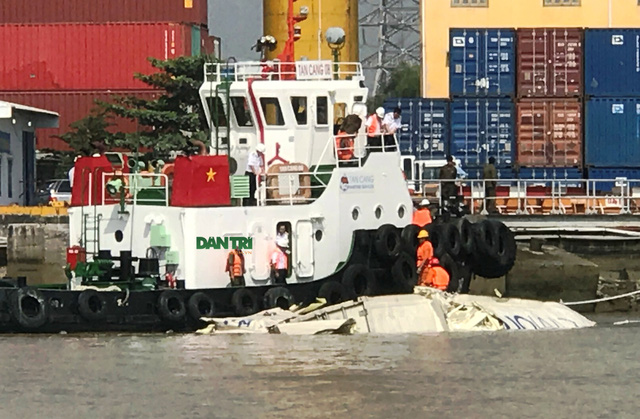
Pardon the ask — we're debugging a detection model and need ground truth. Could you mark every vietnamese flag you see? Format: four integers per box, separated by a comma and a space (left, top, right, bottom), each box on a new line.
170, 155, 231, 206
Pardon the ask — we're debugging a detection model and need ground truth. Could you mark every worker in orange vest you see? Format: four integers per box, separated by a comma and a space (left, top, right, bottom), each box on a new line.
416, 229, 434, 285
365, 107, 384, 152
335, 129, 355, 161
412, 199, 433, 227
226, 247, 246, 286
423, 257, 450, 291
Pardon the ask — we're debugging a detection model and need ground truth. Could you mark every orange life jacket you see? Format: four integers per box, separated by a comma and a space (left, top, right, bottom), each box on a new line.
412, 208, 433, 227
425, 265, 450, 291
226, 250, 244, 277
416, 241, 434, 268
335, 130, 354, 161
367, 115, 381, 136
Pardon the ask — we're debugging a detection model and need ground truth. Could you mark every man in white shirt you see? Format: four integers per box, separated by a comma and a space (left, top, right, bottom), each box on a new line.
382, 107, 401, 151
244, 143, 265, 206
364, 107, 385, 152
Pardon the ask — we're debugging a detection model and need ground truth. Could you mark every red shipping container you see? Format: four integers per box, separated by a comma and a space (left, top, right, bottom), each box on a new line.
517, 28, 583, 98
0, 23, 196, 91
0, 0, 208, 25
516, 99, 582, 168
0, 90, 163, 151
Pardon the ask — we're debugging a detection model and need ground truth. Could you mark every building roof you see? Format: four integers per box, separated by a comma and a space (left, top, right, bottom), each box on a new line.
0, 100, 59, 128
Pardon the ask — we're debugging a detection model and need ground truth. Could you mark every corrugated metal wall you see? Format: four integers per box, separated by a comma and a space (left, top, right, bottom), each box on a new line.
585, 29, 640, 97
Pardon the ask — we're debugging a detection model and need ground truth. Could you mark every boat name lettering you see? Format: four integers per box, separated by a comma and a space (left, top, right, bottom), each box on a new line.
279, 164, 305, 173
196, 236, 253, 250
339, 173, 375, 193
295, 60, 332, 80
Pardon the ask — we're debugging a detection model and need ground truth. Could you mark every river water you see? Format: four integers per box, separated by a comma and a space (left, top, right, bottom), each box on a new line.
0, 315, 637, 418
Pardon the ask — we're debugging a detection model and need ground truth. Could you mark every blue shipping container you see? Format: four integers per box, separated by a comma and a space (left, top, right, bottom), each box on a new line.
588, 167, 640, 192
585, 98, 640, 167
585, 29, 640, 97
382, 98, 449, 160
450, 98, 515, 169
449, 28, 516, 97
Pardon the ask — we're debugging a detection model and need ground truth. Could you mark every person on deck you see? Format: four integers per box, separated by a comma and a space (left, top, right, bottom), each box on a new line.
365, 107, 384, 152
335, 129, 355, 161
422, 257, 450, 291
244, 143, 266, 206
412, 199, 433, 227
416, 230, 434, 286
271, 237, 289, 285
483, 156, 498, 214
439, 155, 457, 208
225, 247, 246, 287
381, 107, 402, 151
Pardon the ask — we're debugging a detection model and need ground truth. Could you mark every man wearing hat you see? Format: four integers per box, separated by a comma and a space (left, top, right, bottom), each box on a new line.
416, 230, 434, 285
244, 143, 266, 206
365, 107, 385, 153
412, 199, 433, 227
271, 236, 289, 284
422, 257, 450, 291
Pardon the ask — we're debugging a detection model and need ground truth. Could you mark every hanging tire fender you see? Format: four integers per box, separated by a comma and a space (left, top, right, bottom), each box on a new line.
401, 224, 420, 254
440, 254, 461, 293
9, 287, 48, 330
157, 290, 186, 323
455, 217, 475, 257
427, 224, 447, 258
391, 252, 418, 292
232, 288, 260, 317
472, 219, 499, 259
342, 264, 377, 299
374, 224, 403, 261
318, 281, 349, 305
263, 287, 294, 310
441, 222, 462, 258
77, 289, 108, 322
187, 292, 216, 321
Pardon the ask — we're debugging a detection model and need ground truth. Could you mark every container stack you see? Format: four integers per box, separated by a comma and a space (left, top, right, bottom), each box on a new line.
515, 28, 584, 181
448, 28, 516, 179
584, 29, 640, 189
0, 0, 214, 152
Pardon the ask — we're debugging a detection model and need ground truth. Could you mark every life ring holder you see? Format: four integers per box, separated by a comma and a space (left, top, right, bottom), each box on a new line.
265, 163, 312, 205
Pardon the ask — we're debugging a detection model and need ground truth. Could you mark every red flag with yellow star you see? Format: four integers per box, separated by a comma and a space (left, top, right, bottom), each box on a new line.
170, 155, 231, 206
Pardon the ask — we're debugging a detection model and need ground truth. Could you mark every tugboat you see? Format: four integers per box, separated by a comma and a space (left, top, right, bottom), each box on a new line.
0, 10, 515, 334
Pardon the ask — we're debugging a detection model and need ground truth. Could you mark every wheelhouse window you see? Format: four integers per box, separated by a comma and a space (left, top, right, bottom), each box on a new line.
7, 158, 12, 198
206, 97, 228, 128
230, 96, 253, 127
259, 97, 285, 126
316, 97, 328, 125
290, 97, 308, 125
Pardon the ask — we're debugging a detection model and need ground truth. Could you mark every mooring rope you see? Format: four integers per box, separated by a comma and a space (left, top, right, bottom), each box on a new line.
562, 289, 640, 306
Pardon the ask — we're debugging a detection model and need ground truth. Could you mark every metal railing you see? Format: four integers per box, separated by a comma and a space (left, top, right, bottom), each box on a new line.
100, 173, 170, 206
410, 177, 640, 216
204, 61, 364, 82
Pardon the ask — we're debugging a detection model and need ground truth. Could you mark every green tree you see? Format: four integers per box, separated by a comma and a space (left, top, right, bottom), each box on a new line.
367, 62, 421, 110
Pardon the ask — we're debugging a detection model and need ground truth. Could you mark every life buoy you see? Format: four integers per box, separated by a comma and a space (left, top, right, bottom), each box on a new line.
263, 287, 294, 310
77, 289, 107, 322
187, 292, 216, 321
160, 163, 175, 187
391, 252, 417, 292
341, 264, 376, 299
231, 288, 260, 317
374, 224, 403, 261
9, 287, 48, 330
157, 290, 186, 323
317, 281, 349, 305
265, 163, 312, 204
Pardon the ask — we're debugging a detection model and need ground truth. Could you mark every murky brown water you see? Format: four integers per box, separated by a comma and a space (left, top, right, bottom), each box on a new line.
0, 317, 637, 418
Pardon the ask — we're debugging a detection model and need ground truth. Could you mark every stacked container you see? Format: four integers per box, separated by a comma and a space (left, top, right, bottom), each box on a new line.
0, 0, 213, 151
584, 29, 640, 187
515, 28, 584, 181
449, 28, 516, 178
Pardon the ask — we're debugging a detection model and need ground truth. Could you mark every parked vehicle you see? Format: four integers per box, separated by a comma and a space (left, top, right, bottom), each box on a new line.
36, 179, 71, 206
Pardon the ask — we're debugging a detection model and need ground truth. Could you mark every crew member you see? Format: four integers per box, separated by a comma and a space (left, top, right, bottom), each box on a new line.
271, 237, 289, 284
244, 143, 266, 206
423, 257, 450, 291
382, 107, 402, 151
225, 247, 246, 286
365, 107, 384, 152
412, 199, 433, 227
439, 155, 457, 208
335, 129, 355, 162
276, 224, 290, 256
483, 156, 498, 214
416, 230, 434, 286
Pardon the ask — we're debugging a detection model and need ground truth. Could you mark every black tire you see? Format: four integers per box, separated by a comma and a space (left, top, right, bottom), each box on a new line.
458, 262, 473, 294
427, 224, 447, 258
374, 224, 403, 261
472, 219, 499, 259
231, 288, 260, 317
187, 292, 216, 321
157, 290, 186, 323
77, 289, 107, 322
263, 287, 294, 310
391, 252, 418, 292
318, 281, 349, 305
456, 217, 475, 256
342, 264, 377, 298
401, 224, 421, 254
440, 254, 460, 293
492, 220, 517, 272
441, 222, 462, 258
9, 287, 48, 330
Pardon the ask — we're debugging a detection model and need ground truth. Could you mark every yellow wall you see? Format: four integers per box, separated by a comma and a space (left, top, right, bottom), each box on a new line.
422, 0, 640, 98
264, 0, 358, 63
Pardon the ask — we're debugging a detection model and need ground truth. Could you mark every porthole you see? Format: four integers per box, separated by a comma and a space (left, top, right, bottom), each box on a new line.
115, 230, 124, 242
375, 205, 383, 219
398, 205, 406, 218
315, 230, 323, 241
352, 207, 360, 220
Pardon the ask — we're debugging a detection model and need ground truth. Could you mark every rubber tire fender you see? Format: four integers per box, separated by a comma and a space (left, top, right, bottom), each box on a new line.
157, 290, 186, 323
187, 292, 216, 321
426, 224, 447, 258
9, 287, 48, 330
263, 287, 294, 310
440, 254, 461, 293
232, 288, 260, 317
472, 219, 499, 259
440, 222, 462, 258
491, 220, 517, 272
77, 289, 108, 322
342, 264, 377, 299
391, 252, 418, 293
374, 224, 403, 261
401, 224, 420, 254
318, 281, 349, 305
458, 261, 473, 294
455, 217, 475, 256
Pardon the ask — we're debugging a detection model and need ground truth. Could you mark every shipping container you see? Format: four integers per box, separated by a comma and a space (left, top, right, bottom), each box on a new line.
585, 29, 640, 97
0, 23, 214, 91
464, 167, 514, 181
517, 167, 583, 182
587, 168, 640, 192
517, 28, 583, 98
0, 91, 162, 151
450, 98, 515, 169
0, 0, 208, 25
585, 98, 640, 167
516, 99, 582, 168
383, 98, 449, 160
449, 28, 516, 98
